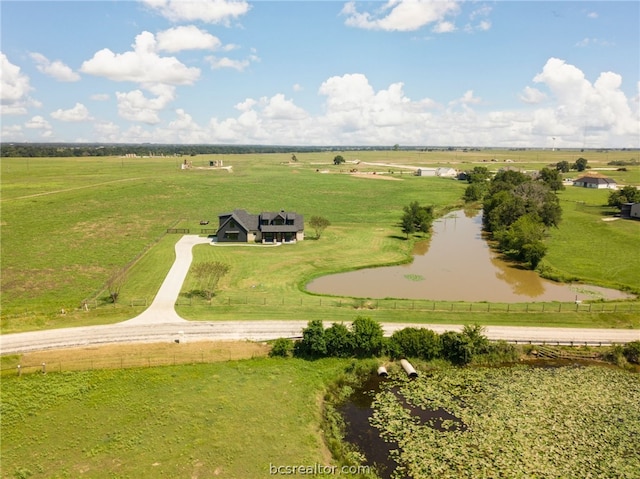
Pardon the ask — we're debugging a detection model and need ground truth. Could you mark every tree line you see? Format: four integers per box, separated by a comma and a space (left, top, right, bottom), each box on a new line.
269, 318, 518, 366
0, 143, 329, 158
464, 167, 562, 269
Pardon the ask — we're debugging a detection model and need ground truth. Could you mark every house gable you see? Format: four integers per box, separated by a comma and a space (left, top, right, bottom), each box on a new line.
216, 209, 304, 243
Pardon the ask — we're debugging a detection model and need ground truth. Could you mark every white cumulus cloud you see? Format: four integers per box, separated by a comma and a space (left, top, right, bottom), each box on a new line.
1, 53, 33, 114
206, 54, 257, 71
80, 31, 200, 85
30, 52, 80, 82
156, 25, 222, 52
341, 0, 460, 32
142, 0, 251, 25
262, 94, 308, 120
25, 115, 51, 130
115, 85, 175, 124
51, 103, 93, 122
519, 86, 547, 104
532, 57, 638, 139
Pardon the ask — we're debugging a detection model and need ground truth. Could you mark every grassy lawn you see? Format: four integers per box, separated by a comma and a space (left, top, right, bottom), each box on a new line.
1, 150, 639, 333
542, 187, 640, 291
1, 356, 357, 479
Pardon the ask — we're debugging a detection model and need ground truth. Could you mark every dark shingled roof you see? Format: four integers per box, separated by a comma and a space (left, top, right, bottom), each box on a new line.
218, 209, 304, 234
574, 176, 617, 185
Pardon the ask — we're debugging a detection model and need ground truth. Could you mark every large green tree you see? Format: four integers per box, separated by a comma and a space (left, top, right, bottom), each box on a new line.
401, 201, 434, 238
572, 157, 589, 171
539, 167, 565, 192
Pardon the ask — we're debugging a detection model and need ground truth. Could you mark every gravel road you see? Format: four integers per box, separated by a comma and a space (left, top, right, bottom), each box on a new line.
1, 236, 638, 354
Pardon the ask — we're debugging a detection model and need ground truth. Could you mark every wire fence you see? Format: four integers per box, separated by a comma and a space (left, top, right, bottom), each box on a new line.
1, 350, 268, 377
175, 295, 640, 314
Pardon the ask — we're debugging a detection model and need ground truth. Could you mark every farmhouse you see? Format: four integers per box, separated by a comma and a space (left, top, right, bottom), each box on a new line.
573, 176, 617, 189
216, 209, 304, 243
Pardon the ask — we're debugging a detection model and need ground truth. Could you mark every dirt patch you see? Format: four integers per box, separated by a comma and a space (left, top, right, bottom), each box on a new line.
349, 173, 401, 181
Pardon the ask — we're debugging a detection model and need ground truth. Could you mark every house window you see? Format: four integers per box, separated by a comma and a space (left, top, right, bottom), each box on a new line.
229, 220, 236, 227
225, 232, 239, 240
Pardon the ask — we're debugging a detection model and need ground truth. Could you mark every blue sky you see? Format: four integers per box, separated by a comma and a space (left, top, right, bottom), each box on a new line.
1, 0, 638, 147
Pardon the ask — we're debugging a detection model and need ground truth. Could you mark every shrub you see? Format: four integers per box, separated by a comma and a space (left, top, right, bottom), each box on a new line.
441, 331, 474, 365
324, 323, 355, 358
293, 319, 327, 358
269, 338, 293, 358
351, 316, 384, 357
387, 327, 442, 360
623, 341, 640, 364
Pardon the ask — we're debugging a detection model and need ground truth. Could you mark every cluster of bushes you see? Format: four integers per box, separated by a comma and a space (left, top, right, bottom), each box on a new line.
269, 318, 518, 366
607, 159, 639, 167
607, 341, 640, 366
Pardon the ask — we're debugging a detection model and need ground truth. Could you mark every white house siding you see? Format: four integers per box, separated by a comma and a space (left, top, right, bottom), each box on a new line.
416, 168, 437, 176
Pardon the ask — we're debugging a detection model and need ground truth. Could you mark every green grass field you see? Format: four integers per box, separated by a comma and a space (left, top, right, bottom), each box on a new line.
0, 356, 357, 479
1, 150, 639, 333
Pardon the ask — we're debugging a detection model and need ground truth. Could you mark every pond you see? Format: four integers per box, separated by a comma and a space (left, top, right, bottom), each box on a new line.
307, 210, 632, 302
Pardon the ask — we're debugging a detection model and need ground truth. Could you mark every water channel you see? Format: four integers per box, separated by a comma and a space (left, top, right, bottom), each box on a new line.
307, 210, 631, 302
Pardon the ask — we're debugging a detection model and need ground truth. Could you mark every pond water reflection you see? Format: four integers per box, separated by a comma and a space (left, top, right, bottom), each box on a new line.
307, 210, 631, 303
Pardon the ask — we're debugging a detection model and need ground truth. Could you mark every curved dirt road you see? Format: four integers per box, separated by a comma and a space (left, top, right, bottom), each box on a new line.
1, 236, 638, 354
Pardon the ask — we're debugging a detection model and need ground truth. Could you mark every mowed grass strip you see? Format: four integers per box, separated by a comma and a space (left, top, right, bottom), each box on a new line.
1, 357, 351, 479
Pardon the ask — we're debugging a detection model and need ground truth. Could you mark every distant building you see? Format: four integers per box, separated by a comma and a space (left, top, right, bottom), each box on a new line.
415, 168, 437, 177
415, 167, 457, 177
621, 203, 640, 219
573, 176, 617, 189
216, 209, 304, 243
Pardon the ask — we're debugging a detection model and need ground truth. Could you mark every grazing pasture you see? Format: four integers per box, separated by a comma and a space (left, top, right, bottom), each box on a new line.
1, 150, 638, 333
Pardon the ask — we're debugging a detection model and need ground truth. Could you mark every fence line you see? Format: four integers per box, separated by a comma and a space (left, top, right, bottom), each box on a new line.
175, 296, 639, 314
2, 351, 267, 377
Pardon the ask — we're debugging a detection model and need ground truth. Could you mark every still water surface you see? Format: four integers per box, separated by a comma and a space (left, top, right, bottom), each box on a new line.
307, 210, 631, 302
